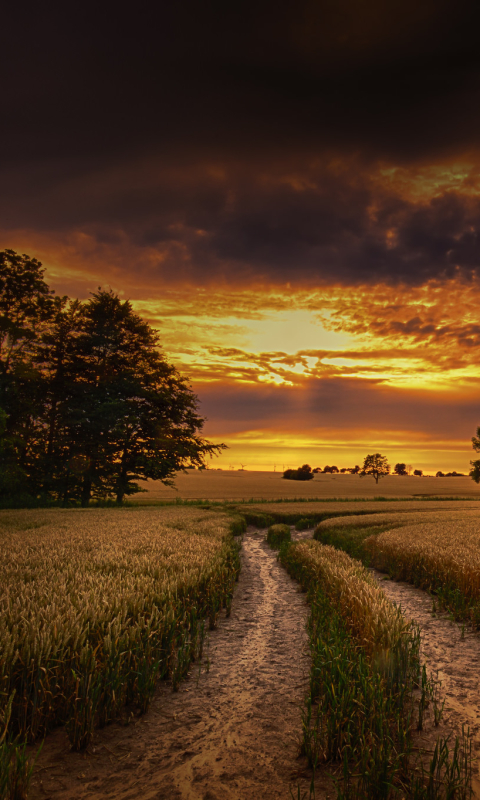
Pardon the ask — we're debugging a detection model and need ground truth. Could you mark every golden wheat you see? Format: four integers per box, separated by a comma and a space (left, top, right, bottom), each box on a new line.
0, 507, 240, 749
318, 508, 480, 529
365, 517, 480, 607
285, 539, 410, 656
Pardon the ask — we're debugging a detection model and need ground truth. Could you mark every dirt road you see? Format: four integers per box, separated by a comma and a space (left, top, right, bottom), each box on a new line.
30, 529, 322, 800
373, 571, 480, 797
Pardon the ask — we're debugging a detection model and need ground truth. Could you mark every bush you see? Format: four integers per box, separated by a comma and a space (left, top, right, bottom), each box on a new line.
266, 523, 291, 548
283, 464, 314, 481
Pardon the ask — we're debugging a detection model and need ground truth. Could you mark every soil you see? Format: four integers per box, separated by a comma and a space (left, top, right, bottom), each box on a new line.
373, 571, 480, 796
29, 528, 331, 800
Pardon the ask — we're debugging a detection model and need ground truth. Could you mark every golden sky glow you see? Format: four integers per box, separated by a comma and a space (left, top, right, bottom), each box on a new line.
19, 255, 478, 474
3, 151, 480, 475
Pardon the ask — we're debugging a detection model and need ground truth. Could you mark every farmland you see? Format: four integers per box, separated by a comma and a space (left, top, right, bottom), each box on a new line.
135, 470, 480, 502
2, 497, 480, 798
280, 539, 425, 795
0, 507, 242, 796
315, 509, 480, 622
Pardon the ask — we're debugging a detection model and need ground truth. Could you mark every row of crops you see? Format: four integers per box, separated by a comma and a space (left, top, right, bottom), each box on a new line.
314, 509, 480, 625
261, 507, 477, 798
0, 507, 244, 799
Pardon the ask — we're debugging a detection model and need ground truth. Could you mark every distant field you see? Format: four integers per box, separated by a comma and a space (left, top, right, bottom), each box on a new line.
244, 498, 480, 521
136, 470, 480, 502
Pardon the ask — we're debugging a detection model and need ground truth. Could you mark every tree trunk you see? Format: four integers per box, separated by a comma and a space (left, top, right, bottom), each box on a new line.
81, 472, 92, 507
115, 451, 128, 505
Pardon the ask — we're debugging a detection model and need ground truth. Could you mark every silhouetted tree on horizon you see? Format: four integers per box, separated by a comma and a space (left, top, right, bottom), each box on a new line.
360, 453, 390, 484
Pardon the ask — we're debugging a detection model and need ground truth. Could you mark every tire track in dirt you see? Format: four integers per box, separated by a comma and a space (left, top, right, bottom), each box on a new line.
373, 571, 480, 797
30, 529, 321, 800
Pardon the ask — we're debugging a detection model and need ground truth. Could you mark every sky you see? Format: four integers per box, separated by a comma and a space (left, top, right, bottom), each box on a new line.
2, 0, 480, 473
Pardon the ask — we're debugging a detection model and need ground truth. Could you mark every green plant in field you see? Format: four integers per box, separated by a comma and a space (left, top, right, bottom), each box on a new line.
0, 693, 42, 800
241, 511, 275, 528
280, 539, 473, 799
295, 518, 312, 531
313, 522, 391, 561
266, 523, 291, 548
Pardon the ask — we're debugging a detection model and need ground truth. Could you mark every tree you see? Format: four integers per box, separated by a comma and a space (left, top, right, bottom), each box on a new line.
0, 250, 61, 496
470, 462, 480, 483
283, 464, 314, 481
413, 469, 423, 476
349, 465, 360, 474
0, 251, 226, 505
394, 462, 407, 476
61, 290, 226, 505
0, 249, 56, 375
359, 453, 390, 484
436, 471, 445, 477
323, 465, 339, 474
470, 427, 480, 484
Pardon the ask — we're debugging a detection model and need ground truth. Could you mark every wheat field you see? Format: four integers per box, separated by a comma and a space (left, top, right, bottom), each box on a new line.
0, 507, 241, 759
135, 470, 480, 501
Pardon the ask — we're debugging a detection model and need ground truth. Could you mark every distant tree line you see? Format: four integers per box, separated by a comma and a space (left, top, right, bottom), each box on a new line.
0, 250, 225, 506
284, 457, 467, 482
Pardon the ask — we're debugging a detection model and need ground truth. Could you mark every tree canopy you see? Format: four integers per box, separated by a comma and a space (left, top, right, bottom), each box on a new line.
0, 250, 225, 505
359, 453, 390, 484
283, 464, 314, 481
470, 426, 480, 484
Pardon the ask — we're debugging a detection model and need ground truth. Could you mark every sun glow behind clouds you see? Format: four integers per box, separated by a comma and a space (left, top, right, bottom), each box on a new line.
247, 309, 352, 352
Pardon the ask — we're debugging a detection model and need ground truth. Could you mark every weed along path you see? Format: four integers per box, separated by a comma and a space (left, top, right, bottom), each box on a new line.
30, 528, 319, 800
373, 571, 480, 796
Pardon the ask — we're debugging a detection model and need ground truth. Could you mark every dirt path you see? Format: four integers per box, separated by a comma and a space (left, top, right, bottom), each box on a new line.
373, 571, 480, 796
30, 529, 324, 800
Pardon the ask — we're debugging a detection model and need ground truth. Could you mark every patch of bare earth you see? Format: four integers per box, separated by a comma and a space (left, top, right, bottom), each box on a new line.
29, 529, 328, 800
373, 571, 480, 797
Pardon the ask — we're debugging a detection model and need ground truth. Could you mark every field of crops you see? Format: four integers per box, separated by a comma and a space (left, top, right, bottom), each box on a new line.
241, 498, 480, 527
278, 538, 472, 797
315, 509, 480, 624
0, 507, 242, 797
135, 470, 480, 501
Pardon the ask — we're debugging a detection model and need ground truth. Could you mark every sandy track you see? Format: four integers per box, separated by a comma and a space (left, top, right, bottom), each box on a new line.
373, 572, 480, 797
30, 529, 320, 800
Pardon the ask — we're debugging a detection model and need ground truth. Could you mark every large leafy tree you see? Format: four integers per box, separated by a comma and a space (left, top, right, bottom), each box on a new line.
0, 250, 59, 494
469, 427, 480, 484
0, 252, 225, 505
359, 453, 390, 484
65, 289, 225, 505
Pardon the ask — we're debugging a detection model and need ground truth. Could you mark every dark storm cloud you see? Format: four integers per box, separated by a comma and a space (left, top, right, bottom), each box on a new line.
3, 0, 480, 286
3, 155, 480, 286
